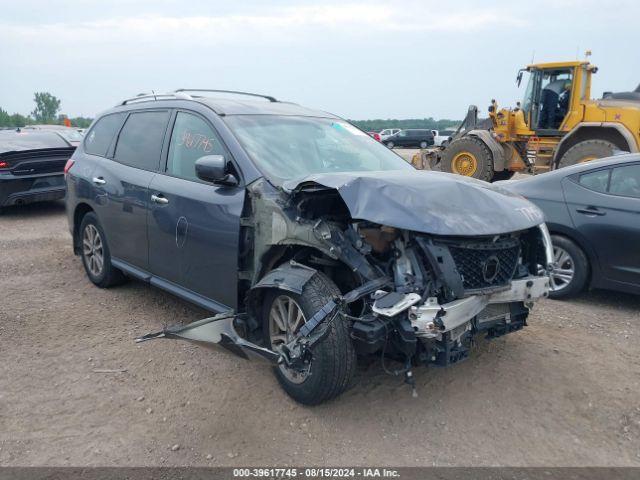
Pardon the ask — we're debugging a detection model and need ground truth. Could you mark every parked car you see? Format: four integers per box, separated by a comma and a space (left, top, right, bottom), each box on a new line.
367, 131, 381, 141
384, 129, 434, 149
379, 128, 400, 141
0, 129, 75, 210
22, 125, 85, 146
432, 129, 456, 147
498, 154, 640, 298
66, 90, 552, 404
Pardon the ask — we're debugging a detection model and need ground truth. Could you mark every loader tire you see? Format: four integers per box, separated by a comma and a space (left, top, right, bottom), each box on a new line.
557, 139, 618, 169
442, 136, 494, 182
262, 273, 356, 405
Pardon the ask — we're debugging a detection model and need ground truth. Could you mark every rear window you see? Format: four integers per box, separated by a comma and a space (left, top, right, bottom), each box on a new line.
84, 113, 125, 157
113, 111, 169, 171
609, 164, 640, 198
578, 169, 610, 193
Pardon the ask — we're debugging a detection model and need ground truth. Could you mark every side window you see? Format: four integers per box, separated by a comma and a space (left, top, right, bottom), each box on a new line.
166, 112, 227, 181
113, 111, 169, 171
609, 164, 640, 198
578, 169, 610, 193
84, 113, 125, 157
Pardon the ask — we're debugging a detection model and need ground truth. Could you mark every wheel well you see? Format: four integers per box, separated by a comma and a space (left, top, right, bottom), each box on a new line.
555, 127, 631, 166
72, 203, 94, 254
243, 245, 358, 329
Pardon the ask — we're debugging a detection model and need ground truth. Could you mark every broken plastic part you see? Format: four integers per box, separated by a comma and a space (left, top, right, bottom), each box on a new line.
135, 312, 282, 365
372, 291, 422, 317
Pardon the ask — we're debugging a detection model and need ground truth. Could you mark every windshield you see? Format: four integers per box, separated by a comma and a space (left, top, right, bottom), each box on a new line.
224, 115, 413, 182
521, 70, 537, 119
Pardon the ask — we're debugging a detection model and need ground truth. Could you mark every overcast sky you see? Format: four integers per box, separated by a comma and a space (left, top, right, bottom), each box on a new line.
1, 0, 637, 120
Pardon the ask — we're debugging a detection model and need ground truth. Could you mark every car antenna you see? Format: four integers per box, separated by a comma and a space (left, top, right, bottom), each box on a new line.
151, 90, 157, 101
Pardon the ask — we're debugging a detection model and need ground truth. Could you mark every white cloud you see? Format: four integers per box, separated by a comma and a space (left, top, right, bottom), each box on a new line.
0, 3, 525, 46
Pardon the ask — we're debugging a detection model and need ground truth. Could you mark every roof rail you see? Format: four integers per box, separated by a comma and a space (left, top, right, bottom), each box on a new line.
174, 89, 277, 103
118, 92, 194, 106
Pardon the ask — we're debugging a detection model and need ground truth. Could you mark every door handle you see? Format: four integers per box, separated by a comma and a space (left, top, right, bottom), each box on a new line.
151, 194, 169, 205
576, 207, 606, 217
92, 176, 106, 185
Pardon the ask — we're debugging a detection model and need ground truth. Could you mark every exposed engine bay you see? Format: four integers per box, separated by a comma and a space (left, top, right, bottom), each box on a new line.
137, 170, 553, 396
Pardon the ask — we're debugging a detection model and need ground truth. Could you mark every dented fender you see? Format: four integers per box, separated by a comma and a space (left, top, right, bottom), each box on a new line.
250, 261, 318, 295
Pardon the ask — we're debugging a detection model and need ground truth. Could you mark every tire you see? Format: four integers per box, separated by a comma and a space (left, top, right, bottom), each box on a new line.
557, 139, 618, 169
386, 141, 394, 149
262, 273, 356, 405
441, 136, 494, 182
419, 141, 428, 149
548, 235, 589, 299
79, 212, 126, 288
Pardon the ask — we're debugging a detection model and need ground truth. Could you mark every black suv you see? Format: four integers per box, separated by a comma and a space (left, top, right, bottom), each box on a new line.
384, 129, 434, 149
66, 90, 552, 404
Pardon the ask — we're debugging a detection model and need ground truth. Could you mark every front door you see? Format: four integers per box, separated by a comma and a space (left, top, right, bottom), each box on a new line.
148, 111, 244, 311
563, 162, 640, 287
92, 110, 170, 271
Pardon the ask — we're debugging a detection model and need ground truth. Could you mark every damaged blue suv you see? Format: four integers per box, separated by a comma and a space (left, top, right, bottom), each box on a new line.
66, 90, 553, 404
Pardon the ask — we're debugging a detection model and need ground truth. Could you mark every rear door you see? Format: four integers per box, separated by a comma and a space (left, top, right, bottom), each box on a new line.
563, 162, 640, 287
147, 110, 245, 311
92, 110, 170, 271
396, 130, 410, 146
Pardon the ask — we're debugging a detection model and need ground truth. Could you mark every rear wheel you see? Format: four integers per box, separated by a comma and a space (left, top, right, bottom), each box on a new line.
419, 141, 428, 148
262, 273, 356, 405
386, 141, 394, 148
557, 139, 618, 169
442, 136, 494, 181
548, 235, 589, 299
79, 212, 126, 288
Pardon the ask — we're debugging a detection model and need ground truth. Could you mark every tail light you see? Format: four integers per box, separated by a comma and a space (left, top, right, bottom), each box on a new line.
64, 159, 75, 175
374, 133, 381, 142
0, 160, 9, 169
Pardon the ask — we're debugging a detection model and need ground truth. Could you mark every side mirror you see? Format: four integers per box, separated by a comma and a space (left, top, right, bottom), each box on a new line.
195, 155, 238, 186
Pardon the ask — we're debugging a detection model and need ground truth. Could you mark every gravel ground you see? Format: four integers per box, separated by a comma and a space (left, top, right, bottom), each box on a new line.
0, 201, 639, 467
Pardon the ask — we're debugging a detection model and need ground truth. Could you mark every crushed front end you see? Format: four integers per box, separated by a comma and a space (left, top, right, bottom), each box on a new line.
346, 223, 552, 369
136, 170, 554, 401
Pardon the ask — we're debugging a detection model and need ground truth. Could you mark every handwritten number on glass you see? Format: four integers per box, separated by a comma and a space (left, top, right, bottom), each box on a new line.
178, 131, 215, 153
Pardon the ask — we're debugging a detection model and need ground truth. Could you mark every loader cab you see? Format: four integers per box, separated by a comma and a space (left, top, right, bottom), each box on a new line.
519, 65, 575, 134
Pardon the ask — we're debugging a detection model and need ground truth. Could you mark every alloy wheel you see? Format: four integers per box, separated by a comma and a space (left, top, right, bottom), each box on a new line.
83, 224, 104, 277
269, 295, 309, 384
550, 246, 575, 291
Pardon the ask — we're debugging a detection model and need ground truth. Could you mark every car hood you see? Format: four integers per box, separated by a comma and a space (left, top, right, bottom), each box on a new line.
283, 170, 544, 236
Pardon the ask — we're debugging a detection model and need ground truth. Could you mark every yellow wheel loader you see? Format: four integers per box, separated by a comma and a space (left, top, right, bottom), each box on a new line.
425, 58, 640, 181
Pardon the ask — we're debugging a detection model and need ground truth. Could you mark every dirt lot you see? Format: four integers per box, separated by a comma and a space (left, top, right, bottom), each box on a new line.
1, 199, 639, 467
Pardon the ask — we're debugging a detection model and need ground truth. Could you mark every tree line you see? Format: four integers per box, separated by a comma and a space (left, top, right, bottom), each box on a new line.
0, 92, 93, 129
350, 118, 460, 132
1, 92, 460, 133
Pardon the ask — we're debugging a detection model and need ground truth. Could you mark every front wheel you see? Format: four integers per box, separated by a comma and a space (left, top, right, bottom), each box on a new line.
419, 141, 428, 149
441, 136, 494, 181
262, 273, 356, 405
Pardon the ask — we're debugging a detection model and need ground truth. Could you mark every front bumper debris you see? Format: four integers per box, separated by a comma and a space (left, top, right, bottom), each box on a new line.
135, 312, 282, 365
409, 275, 549, 338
